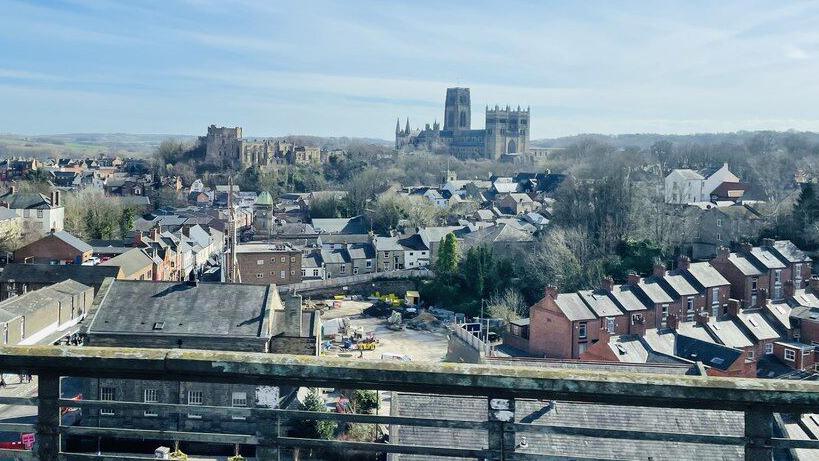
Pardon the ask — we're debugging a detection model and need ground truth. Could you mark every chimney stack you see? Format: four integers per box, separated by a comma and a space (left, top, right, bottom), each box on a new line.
284, 293, 304, 337
716, 246, 730, 261
762, 238, 775, 248
627, 271, 641, 286
740, 242, 753, 254
784, 280, 795, 299
150, 226, 160, 241
727, 299, 740, 318
653, 262, 666, 278
809, 276, 819, 294
666, 313, 679, 331
631, 313, 646, 337
677, 255, 691, 271
758, 288, 769, 308
601, 276, 614, 292
544, 285, 558, 300
695, 310, 710, 326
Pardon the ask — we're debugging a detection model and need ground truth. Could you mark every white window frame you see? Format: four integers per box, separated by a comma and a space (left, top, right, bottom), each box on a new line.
686, 297, 695, 321
187, 390, 203, 419
144, 388, 158, 417
256, 259, 264, 265
578, 322, 587, 339
100, 387, 115, 415
231, 391, 248, 420
661, 305, 669, 323
747, 349, 755, 360
711, 287, 720, 306
764, 343, 773, 355
784, 349, 796, 362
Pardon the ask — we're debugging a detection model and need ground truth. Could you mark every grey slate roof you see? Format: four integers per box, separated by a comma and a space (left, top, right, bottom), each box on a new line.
736, 309, 780, 341
553, 293, 596, 321
0, 263, 120, 291
705, 319, 754, 349
391, 393, 743, 461
675, 334, 742, 371
765, 301, 792, 331
100, 248, 153, 277
51, 231, 93, 253
685, 262, 729, 289
749, 247, 786, 270
609, 284, 649, 312
577, 290, 622, 317
0, 192, 54, 209
662, 272, 699, 297
636, 277, 675, 304
0, 279, 91, 322
770, 240, 812, 263
88, 280, 272, 337
728, 253, 763, 276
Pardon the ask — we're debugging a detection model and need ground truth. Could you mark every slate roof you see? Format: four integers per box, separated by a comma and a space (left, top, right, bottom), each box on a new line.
728, 253, 763, 276
374, 236, 404, 252
320, 248, 349, 265
705, 319, 753, 349
609, 284, 650, 312
0, 263, 120, 291
765, 302, 792, 331
673, 169, 705, 180
749, 247, 786, 270
461, 223, 533, 247
636, 277, 675, 304
553, 293, 596, 321
51, 231, 93, 253
0, 192, 54, 209
685, 262, 729, 289
88, 280, 272, 337
736, 309, 780, 341
311, 216, 367, 234
397, 234, 428, 251
675, 334, 742, 371
100, 248, 153, 277
301, 251, 323, 268
0, 279, 91, 322
392, 393, 743, 461
577, 290, 622, 317
662, 272, 700, 297
770, 240, 812, 263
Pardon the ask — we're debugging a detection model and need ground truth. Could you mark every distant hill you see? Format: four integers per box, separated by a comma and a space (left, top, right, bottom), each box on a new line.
531, 130, 819, 149
0, 132, 392, 159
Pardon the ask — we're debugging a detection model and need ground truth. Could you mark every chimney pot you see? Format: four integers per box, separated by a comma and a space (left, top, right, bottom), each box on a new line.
809, 276, 819, 293
653, 262, 666, 278
740, 242, 753, 253
762, 238, 775, 248
677, 255, 691, 271
627, 271, 641, 286
727, 299, 740, 317
695, 311, 710, 326
601, 276, 614, 292
784, 280, 795, 299
544, 285, 558, 300
666, 313, 679, 331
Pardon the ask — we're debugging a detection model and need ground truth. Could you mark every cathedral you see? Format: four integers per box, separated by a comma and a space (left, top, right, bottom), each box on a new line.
395, 87, 530, 160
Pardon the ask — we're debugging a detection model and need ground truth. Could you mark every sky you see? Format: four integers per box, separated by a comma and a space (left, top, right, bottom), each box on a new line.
2, 0, 819, 139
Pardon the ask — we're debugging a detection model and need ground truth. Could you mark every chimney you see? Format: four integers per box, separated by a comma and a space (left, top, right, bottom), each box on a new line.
715, 246, 730, 262
9, 186, 15, 195
761, 238, 775, 248
758, 289, 769, 308
653, 262, 666, 278
150, 226, 160, 241
677, 255, 691, 271
601, 276, 614, 292
809, 276, 819, 294
727, 299, 740, 318
740, 242, 753, 254
695, 310, 710, 326
284, 293, 304, 337
544, 285, 558, 300
631, 313, 646, 337
666, 313, 679, 331
627, 271, 641, 286
784, 280, 795, 299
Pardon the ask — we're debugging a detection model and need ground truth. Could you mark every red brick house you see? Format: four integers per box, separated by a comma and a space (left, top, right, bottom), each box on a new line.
773, 341, 816, 372
14, 231, 92, 265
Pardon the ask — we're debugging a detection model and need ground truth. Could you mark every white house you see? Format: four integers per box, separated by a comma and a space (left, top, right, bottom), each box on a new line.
0, 189, 64, 237
665, 163, 740, 205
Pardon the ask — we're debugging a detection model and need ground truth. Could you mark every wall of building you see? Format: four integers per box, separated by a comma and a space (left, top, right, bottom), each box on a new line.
236, 250, 302, 285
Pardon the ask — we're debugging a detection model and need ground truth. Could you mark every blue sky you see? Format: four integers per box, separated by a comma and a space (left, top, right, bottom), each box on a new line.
2, 0, 819, 139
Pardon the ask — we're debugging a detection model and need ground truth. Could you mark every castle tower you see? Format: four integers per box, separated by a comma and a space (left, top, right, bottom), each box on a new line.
444, 88, 471, 131
484, 105, 530, 160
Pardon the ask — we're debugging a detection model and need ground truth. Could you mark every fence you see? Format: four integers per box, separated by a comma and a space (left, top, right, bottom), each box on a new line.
278, 268, 433, 294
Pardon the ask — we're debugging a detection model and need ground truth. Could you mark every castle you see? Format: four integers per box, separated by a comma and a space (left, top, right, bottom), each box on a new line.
203, 125, 322, 169
395, 87, 530, 160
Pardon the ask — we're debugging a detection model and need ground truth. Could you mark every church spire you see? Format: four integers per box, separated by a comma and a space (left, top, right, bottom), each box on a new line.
405, 118, 410, 133
395, 118, 401, 134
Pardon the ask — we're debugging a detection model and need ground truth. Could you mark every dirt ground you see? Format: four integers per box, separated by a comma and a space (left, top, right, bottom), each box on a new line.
318, 299, 450, 363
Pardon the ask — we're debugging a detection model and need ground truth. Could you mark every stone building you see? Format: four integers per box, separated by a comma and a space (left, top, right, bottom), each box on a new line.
235, 242, 303, 285
203, 125, 321, 169
81, 279, 319, 440
395, 87, 530, 160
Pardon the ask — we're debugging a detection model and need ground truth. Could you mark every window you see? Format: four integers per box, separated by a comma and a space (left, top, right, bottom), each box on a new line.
256, 273, 264, 279
775, 269, 782, 284
747, 349, 755, 360
290, 270, 295, 276
100, 387, 115, 415
144, 388, 158, 417
231, 391, 248, 420
686, 297, 695, 321
37, 209, 43, 219
280, 271, 286, 279
20, 317, 25, 340
578, 342, 588, 354
784, 349, 796, 362
290, 256, 296, 262
366, 260, 372, 268
280, 256, 286, 263
409, 252, 414, 256
340, 264, 346, 273
795, 263, 803, 284
716, 218, 722, 227
187, 390, 203, 419
751, 278, 758, 291
578, 322, 587, 339
313, 269, 319, 277
716, 232, 721, 241
353, 267, 359, 275
257, 259, 264, 265
751, 294, 757, 306
606, 318, 615, 334
803, 349, 811, 357
661, 305, 669, 323
301, 269, 306, 277
765, 343, 774, 355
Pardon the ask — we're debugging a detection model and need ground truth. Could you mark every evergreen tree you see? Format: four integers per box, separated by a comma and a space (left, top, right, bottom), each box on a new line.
298, 389, 337, 440
436, 233, 459, 277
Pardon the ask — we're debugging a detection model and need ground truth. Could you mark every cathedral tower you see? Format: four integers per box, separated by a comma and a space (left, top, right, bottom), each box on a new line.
444, 88, 471, 131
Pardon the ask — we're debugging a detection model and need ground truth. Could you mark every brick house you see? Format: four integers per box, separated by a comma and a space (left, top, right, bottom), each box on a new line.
772, 341, 816, 372
14, 231, 92, 265
529, 287, 599, 359
235, 242, 302, 285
